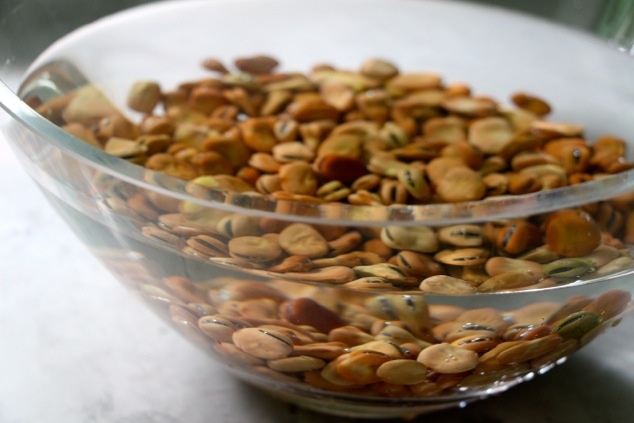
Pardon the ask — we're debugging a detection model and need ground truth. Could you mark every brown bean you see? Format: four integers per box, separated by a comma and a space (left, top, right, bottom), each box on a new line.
278, 223, 329, 258
545, 210, 601, 257
228, 236, 282, 262
278, 162, 318, 195
232, 328, 294, 359
280, 298, 345, 334
417, 343, 479, 374
511, 92, 551, 116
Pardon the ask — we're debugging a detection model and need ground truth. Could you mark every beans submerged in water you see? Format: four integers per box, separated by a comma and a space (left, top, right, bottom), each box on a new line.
36, 55, 634, 398
150, 273, 631, 398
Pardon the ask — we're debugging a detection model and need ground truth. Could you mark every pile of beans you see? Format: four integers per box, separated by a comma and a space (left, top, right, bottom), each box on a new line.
32, 55, 634, 293
142, 275, 631, 398
31, 56, 634, 398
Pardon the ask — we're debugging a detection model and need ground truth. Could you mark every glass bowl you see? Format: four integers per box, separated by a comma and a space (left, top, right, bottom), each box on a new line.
2, 0, 634, 418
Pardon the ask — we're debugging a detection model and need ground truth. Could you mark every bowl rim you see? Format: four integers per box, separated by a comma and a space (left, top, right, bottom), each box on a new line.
2, 0, 634, 226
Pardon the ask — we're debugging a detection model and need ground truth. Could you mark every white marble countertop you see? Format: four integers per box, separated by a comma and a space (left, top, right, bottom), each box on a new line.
2, 83, 634, 423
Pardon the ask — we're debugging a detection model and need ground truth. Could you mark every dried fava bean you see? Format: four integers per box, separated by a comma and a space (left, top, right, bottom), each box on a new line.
267, 355, 326, 373
468, 117, 513, 155
397, 167, 430, 201
496, 220, 542, 256
517, 246, 560, 264
198, 315, 251, 342
217, 214, 261, 238
343, 277, 395, 291
496, 334, 562, 364
63, 85, 121, 125
281, 298, 345, 334
335, 350, 391, 385
545, 211, 601, 257
360, 58, 399, 81
551, 311, 603, 339
142, 224, 183, 247
351, 173, 382, 191
367, 155, 410, 178
186, 235, 229, 257
485, 256, 544, 277
379, 179, 408, 205
508, 173, 541, 195
417, 343, 479, 374
327, 231, 363, 256
256, 173, 282, 194
221, 298, 279, 320
271, 141, 315, 163
292, 342, 348, 360
240, 118, 278, 152
278, 223, 329, 258
542, 258, 594, 278
235, 55, 279, 75
385, 72, 442, 95
450, 333, 498, 354
320, 81, 356, 112
353, 263, 410, 283
546, 296, 594, 324
420, 275, 476, 295
395, 251, 445, 278
437, 225, 483, 247
426, 156, 467, 185
477, 271, 543, 292
287, 97, 339, 122
315, 154, 368, 184
593, 256, 634, 278
215, 280, 288, 303
455, 308, 508, 333
365, 294, 431, 338
507, 302, 560, 326
279, 266, 356, 283
312, 255, 363, 268
543, 138, 591, 175
435, 167, 486, 203
393, 140, 443, 162
328, 326, 375, 347
434, 248, 489, 267
530, 120, 583, 140
319, 356, 360, 387
460, 265, 489, 285
582, 290, 631, 320
349, 340, 404, 359
255, 325, 315, 346
279, 162, 318, 195
380, 121, 409, 148
441, 96, 497, 117
381, 226, 438, 253
232, 328, 294, 360
146, 153, 199, 180
375, 359, 428, 385
269, 255, 315, 273
315, 180, 351, 202
423, 116, 467, 143
104, 137, 147, 158
202, 58, 229, 74
127, 81, 161, 113
511, 92, 551, 116
374, 325, 430, 347
228, 236, 282, 262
